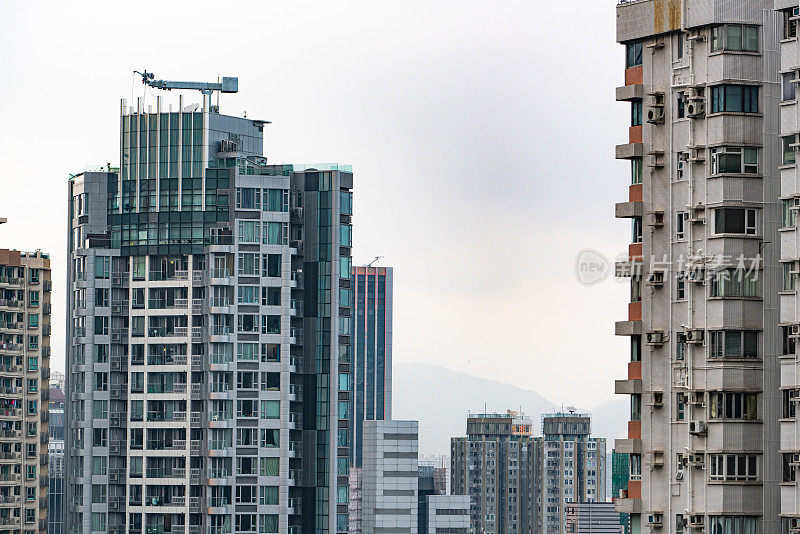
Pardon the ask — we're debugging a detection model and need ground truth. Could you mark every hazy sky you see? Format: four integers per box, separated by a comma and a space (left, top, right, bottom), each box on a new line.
0, 1, 630, 409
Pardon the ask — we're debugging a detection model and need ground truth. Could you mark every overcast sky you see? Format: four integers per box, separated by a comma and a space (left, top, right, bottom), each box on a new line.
0, 0, 630, 409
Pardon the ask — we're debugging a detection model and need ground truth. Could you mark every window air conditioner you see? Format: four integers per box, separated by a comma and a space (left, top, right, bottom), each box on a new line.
686, 330, 704, 344
647, 107, 665, 124
689, 515, 705, 528
688, 452, 705, 467
646, 271, 665, 286
646, 513, 663, 528
646, 331, 666, 345
687, 101, 705, 118
688, 420, 707, 435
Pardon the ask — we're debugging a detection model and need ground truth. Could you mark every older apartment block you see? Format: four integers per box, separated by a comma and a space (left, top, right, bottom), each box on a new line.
0, 246, 51, 534
65, 94, 353, 534
614, 0, 798, 532
451, 411, 605, 534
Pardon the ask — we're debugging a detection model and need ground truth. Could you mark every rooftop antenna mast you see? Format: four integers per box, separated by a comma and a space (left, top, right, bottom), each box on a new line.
133, 70, 239, 112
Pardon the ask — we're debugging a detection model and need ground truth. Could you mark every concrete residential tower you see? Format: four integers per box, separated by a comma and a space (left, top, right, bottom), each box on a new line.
615, 1, 783, 532
65, 90, 353, 534
0, 246, 51, 534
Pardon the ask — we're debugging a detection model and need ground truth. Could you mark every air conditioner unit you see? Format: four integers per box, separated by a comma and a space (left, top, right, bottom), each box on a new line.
790, 517, 800, 532
689, 391, 705, 406
791, 453, 800, 466
791, 324, 800, 338
652, 391, 664, 407
646, 272, 665, 286
649, 450, 665, 468
646, 331, 666, 345
646, 211, 665, 227
688, 452, 705, 467
686, 269, 705, 283
689, 146, 706, 162
646, 513, 664, 528
675, 469, 684, 480
689, 515, 705, 528
686, 330, 704, 344
647, 107, 665, 124
687, 101, 705, 118
688, 420, 707, 435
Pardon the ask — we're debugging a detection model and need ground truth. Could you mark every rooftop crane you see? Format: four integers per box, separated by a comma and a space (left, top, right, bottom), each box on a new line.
134, 70, 238, 96
365, 256, 383, 267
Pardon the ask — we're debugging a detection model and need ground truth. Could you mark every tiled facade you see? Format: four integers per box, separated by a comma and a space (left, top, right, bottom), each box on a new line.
362, 420, 418, 534
0, 247, 51, 534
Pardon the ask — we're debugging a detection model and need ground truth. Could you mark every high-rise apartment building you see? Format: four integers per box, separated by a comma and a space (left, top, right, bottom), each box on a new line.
361, 420, 418, 534
0, 247, 51, 533
48, 440, 63, 534
351, 265, 392, 467
451, 411, 540, 533
451, 411, 606, 534
778, 0, 800, 527
539, 413, 606, 534
614, 1, 785, 532
65, 91, 353, 534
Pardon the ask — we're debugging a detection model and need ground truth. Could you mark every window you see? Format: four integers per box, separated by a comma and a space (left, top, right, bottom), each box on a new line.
92, 456, 107, 475
631, 158, 643, 184
235, 188, 260, 210
676, 393, 686, 421
94, 288, 109, 308
784, 262, 798, 291
238, 220, 260, 243
91, 512, 107, 532
263, 189, 287, 212
675, 332, 687, 360
631, 394, 641, 421
262, 286, 281, 306
28, 314, 38, 328
676, 33, 684, 59
785, 7, 799, 40
710, 85, 759, 114
629, 454, 642, 481
263, 315, 280, 335
783, 199, 798, 228
708, 454, 758, 481
94, 316, 109, 335
676, 275, 685, 300
707, 516, 759, 534
677, 92, 685, 118
263, 222, 286, 245
632, 217, 642, 243
237, 286, 259, 304
711, 25, 759, 52
94, 256, 110, 279
28, 291, 39, 307
264, 254, 281, 278
631, 101, 643, 126
714, 208, 757, 235
708, 331, 758, 359
710, 147, 758, 174
783, 135, 797, 165
709, 269, 759, 297
626, 41, 643, 67
238, 253, 259, 276
783, 72, 797, 102
709, 391, 758, 420
676, 212, 687, 240
92, 400, 108, 419
630, 278, 641, 303
783, 388, 799, 419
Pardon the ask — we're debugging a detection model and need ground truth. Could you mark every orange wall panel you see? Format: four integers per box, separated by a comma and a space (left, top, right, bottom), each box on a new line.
629, 125, 642, 144
628, 361, 642, 380
629, 243, 642, 261
625, 66, 643, 86
628, 420, 641, 440
628, 302, 641, 322
627, 480, 641, 499
629, 184, 642, 202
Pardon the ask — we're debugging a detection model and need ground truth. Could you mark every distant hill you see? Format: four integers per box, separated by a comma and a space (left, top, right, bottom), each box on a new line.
391, 362, 626, 456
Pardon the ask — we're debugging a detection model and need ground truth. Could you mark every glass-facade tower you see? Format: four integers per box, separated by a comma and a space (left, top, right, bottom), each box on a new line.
66, 94, 353, 534
351, 266, 392, 467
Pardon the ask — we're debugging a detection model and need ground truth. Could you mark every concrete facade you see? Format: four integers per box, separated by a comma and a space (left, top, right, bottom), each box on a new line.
65, 95, 353, 534
362, 420, 419, 534
0, 248, 51, 534
425, 495, 469, 534
615, 0, 785, 532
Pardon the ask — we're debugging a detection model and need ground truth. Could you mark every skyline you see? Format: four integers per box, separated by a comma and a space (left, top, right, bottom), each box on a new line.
0, 0, 628, 411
